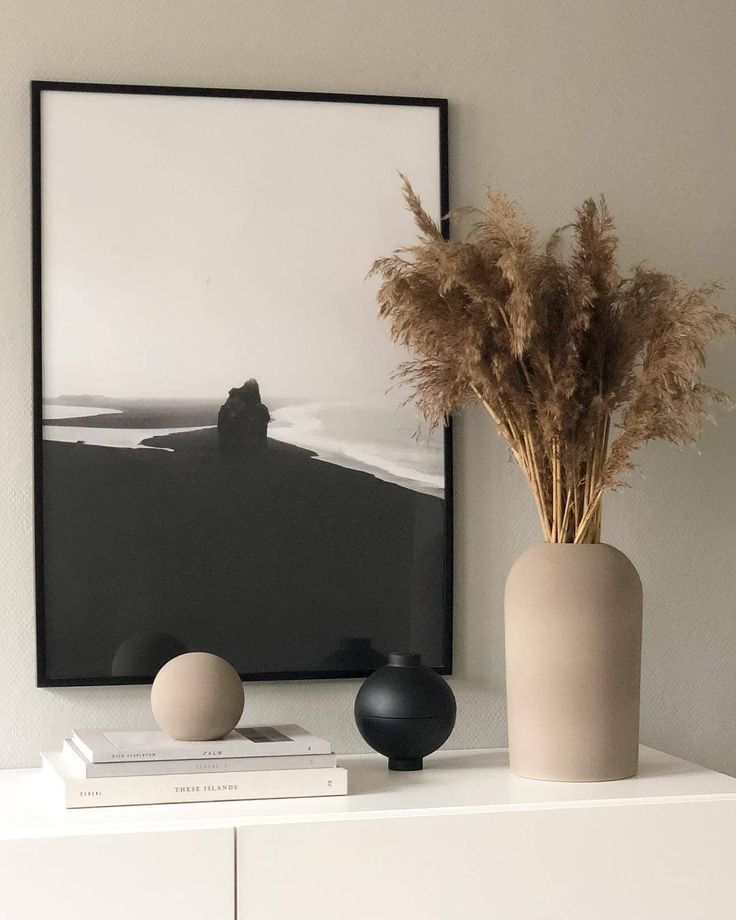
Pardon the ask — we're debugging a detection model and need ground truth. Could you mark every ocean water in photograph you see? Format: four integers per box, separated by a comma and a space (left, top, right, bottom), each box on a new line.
269, 402, 443, 497
42, 399, 444, 497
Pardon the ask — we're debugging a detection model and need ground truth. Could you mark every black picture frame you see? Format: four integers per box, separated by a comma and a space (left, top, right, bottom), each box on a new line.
32, 80, 452, 687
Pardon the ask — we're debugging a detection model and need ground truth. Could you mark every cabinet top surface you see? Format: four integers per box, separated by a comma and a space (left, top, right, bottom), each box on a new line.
1, 746, 735, 840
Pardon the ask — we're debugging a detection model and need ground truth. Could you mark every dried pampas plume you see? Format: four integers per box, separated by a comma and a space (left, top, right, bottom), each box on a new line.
370, 177, 736, 543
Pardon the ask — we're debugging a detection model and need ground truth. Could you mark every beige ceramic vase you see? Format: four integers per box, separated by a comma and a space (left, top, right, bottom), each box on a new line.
505, 543, 642, 782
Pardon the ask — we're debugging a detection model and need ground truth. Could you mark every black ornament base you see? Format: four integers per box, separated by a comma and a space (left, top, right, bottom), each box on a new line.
388, 757, 423, 772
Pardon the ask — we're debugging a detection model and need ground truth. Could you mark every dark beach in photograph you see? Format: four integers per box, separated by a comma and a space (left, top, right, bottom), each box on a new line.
41, 408, 446, 681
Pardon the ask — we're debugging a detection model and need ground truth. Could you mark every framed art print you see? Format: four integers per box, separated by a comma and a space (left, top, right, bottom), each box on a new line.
32, 81, 451, 685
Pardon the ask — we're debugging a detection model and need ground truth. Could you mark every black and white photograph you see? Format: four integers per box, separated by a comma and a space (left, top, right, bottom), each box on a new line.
34, 84, 451, 684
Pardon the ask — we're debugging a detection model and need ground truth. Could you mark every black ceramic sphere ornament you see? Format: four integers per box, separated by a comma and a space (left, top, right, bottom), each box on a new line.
354, 652, 456, 771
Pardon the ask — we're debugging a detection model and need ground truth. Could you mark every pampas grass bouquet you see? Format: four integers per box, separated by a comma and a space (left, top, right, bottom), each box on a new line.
371, 178, 735, 543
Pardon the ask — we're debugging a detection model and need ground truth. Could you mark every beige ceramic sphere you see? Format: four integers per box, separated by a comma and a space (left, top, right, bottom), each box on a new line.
151, 652, 245, 741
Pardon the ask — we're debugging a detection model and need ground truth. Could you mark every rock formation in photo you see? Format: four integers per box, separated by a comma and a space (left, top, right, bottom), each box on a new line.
218, 378, 271, 454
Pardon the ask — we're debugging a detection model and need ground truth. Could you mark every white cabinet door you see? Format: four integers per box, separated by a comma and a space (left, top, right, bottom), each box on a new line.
0, 827, 234, 920
236, 802, 736, 920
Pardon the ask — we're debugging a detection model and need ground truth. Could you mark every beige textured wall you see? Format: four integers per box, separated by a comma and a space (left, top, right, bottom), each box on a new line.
1, 0, 734, 773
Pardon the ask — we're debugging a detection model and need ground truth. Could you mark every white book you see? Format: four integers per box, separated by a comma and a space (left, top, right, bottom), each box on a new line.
71, 724, 331, 763
42, 752, 348, 809
62, 738, 337, 778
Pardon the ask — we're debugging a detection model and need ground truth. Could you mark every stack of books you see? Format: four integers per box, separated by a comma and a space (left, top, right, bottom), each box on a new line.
42, 724, 347, 808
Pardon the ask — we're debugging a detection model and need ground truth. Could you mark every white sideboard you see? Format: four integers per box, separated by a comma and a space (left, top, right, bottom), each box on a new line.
1, 746, 735, 920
